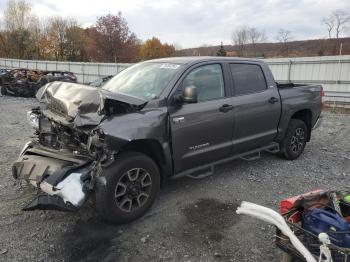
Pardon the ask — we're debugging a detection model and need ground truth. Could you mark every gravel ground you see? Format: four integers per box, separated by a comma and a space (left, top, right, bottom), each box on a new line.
0, 96, 349, 262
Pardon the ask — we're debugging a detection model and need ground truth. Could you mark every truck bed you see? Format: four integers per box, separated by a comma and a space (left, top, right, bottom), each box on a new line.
276, 82, 315, 89
275, 82, 323, 142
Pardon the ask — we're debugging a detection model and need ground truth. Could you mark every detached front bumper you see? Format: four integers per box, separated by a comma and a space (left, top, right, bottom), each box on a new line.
12, 142, 96, 211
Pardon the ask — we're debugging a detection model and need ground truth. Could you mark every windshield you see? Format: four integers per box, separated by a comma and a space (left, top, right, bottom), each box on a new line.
103, 62, 183, 100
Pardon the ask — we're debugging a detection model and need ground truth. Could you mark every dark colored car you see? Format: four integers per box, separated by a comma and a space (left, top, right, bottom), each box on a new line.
13, 57, 323, 223
0, 69, 77, 97
0, 68, 11, 91
0, 69, 43, 97
43, 71, 77, 83
89, 75, 114, 87
0, 68, 11, 77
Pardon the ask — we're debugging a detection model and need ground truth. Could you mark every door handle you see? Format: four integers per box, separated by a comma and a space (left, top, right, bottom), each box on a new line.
219, 104, 234, 113
268, 97, 279, 104
172, 116, 185, 123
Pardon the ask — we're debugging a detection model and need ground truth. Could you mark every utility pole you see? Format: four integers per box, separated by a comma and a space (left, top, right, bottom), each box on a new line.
337, 42, 343, 84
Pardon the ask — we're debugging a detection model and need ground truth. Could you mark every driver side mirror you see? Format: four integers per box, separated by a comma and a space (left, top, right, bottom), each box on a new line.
175, 85, 198, 104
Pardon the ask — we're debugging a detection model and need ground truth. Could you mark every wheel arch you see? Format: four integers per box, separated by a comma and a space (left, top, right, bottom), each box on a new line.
118, 139, 171, 183
290, 109, 312, 141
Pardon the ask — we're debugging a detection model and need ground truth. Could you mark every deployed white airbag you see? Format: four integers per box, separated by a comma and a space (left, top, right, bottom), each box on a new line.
53, 173, 86, 207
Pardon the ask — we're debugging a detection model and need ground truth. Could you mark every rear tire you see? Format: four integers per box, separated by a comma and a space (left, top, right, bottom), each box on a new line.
95, 151, 160, 224
280, 119, 307, 160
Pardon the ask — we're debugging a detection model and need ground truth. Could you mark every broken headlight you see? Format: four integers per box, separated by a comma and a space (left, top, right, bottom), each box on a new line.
27, 110, 39, 130
39, 116, 52, 132
38, 116, 57, 147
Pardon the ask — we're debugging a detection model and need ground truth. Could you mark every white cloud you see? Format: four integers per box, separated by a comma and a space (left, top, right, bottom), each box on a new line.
1, 0, 349, 47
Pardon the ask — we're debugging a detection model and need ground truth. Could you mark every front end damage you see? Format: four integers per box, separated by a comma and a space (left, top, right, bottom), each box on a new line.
13, 144, 98, 211
12, 81, 146, 211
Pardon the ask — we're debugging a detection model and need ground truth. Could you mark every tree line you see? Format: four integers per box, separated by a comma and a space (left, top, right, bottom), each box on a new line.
218, 10, 350, 57
0, 0, 176, 62
1, 0, 349, 61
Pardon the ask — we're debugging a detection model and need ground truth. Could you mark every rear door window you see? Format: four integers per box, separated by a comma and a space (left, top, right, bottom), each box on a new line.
229, 63, 267, 96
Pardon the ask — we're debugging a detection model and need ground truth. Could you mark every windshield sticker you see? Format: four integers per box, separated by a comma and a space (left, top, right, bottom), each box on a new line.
160, 63, 180, 69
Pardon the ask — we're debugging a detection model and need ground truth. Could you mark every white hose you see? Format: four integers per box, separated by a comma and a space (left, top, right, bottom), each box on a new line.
236, 201, 317, 262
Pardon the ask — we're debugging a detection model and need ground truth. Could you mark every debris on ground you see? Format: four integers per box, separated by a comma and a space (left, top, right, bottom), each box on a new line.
276, 190, 350, 260
140, 235, 150, 244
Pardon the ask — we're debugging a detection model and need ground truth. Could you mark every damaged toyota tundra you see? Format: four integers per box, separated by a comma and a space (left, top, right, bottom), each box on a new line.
13, 57, 323, 224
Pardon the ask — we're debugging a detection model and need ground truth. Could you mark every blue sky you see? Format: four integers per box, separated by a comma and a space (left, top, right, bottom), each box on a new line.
0, 0, 349, 48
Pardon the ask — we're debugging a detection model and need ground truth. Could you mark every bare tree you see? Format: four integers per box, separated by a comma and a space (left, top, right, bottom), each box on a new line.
276, 29, 292, 43
3, 0, 39, 58
322, 10, 350, 38
4, 0, 32, 31
333, 10, 350, 38
276, 29, 292, 55
247, 27, 266, 56
0, 31, 9, 57
248, 28, 266, 45
25, 16, 42, 59
232, 26, 248, 56
0, 19, 7, 57
232, 26, 267, 57
322, 16, 335, 38
46, 17, 77, 60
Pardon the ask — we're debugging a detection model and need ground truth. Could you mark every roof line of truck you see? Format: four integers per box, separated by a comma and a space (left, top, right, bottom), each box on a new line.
145, 56, 264, 65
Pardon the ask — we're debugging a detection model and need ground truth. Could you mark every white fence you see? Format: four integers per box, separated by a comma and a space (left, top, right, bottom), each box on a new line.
0, 56, 349, 105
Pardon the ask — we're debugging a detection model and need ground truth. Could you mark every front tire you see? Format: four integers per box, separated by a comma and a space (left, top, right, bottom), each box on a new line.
280, 119, 307, 160
95, 151, 160, 224
0, 86, 7, 95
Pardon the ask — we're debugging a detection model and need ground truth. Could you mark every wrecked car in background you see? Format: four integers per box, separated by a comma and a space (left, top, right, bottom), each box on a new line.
0, 68, 11, 89
88, 75, 114, 88
0, 68, 11, 77
13, 57, 323, 224
43, 71, 77, 83
0, 69, 77, 97
0, 69, 43, 97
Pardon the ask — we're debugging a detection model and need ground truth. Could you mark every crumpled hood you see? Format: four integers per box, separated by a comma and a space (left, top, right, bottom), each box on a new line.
37, 81, 147, 126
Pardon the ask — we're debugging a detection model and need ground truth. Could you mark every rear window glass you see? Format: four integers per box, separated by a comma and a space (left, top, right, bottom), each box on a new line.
229, 64, 267, 95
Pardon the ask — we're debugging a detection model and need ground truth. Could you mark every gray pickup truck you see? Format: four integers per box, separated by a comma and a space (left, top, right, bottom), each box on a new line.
13, 57, 323, 223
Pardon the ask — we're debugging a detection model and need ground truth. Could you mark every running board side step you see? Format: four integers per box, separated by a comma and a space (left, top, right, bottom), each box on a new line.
240, 143, 280, 161
185, 166, 214, 179
240, 152, 260, 161
172, 142, 280, 180
265, 144, 280, 154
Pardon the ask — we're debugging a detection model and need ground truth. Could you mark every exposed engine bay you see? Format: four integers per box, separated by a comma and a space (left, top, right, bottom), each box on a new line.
28, 107, 108, 161
12, 81, 147, 211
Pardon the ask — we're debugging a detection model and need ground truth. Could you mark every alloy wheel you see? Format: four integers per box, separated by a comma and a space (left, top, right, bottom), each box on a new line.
290, 127, 305, 154
114, 168, 152, 212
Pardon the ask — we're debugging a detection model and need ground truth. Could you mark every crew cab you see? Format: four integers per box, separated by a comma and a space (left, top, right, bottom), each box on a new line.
12, 57, 323, 223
